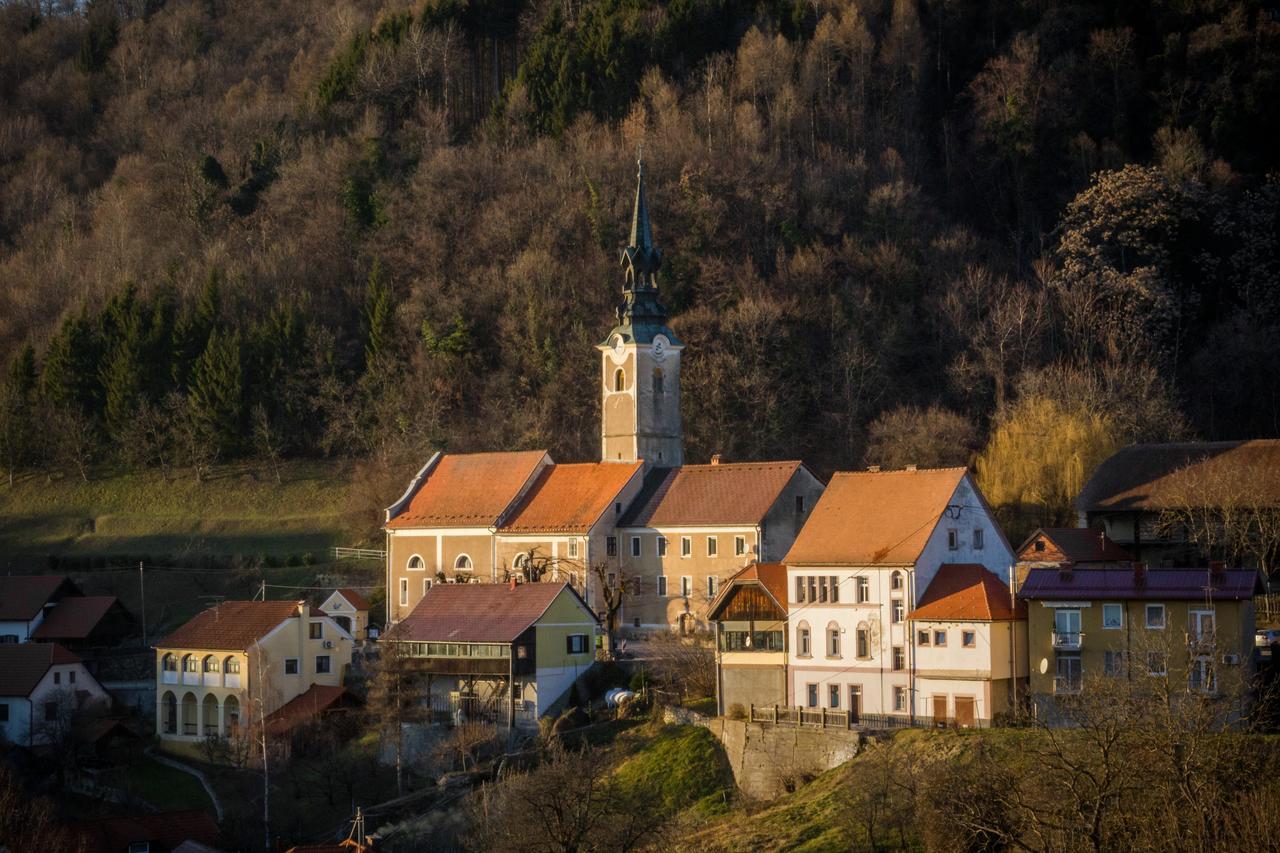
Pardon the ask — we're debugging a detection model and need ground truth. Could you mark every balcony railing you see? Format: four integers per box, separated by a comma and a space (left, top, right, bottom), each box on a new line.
1054, 675, 1083, 695
1052, 631, 1083, 650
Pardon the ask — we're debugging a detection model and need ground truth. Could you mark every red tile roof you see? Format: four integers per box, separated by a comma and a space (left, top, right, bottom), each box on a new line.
30, 596, 122, 640
785, 468, 967, 566
335, 588, 371, 611
1076, 440, 1280, 512
0, 643, 80, 697
500, 461, 643, 533
1016, 528, 1132, 564
0, 575, 78, 620
909, 564, 1024, 622
158, 600, 302, 651
386, 582, 596, 643
620, 461, 806, 527
1019, 566, 1263, 601
71, 809, 220, 853
708, 562, 788, 618
386, 451, 548, 529
266, 684, 357, 735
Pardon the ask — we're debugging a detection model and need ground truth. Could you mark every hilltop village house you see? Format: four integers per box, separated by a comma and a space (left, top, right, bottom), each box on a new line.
782, 467, 1024, 724
708, 563, 790, 713
384, 162, 823, 636
0, 643, 110, 747
1075, 439, 1280, 571
1020, 563, 1262, 713
385, 582, 599, 727
153, 600, 353, 758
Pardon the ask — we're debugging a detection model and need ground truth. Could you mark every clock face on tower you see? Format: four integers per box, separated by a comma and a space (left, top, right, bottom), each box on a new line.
652, 334, 668, 363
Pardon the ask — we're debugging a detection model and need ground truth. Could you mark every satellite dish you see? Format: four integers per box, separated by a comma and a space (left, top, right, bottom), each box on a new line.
1039, 658, 1049, 675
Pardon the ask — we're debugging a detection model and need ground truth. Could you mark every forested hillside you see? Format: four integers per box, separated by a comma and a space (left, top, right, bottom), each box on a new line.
1, 0, 1278, 529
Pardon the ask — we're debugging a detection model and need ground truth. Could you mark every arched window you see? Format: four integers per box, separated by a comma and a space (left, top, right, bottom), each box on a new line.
856, 622, 871, 659
513, 553, 530, 578
891, 571, 903, 592
408, 555, 425, 571
454, 554, 473, 572
225, 656, 240, 674
202, 654, 219, 673
181, 654, 198, 673
797, 621, 812, 657
614, 368, 625, 392
224, 694, 241, 731
827, 622, 841, 658
161, 653, 177, 671
161, 691, 177, 734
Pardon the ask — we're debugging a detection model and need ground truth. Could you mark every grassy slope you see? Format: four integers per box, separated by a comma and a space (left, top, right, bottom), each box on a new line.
0, 460, 363, 564
124, 757, 215, 813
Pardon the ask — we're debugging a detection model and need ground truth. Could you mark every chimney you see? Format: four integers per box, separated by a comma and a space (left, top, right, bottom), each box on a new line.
509, 577, 518, 591
1133, 561, 1147, 585
1058, 560, 1075, 581
904, 463, 917, 471
710, 453, 722, 466
866, 465, 881, 473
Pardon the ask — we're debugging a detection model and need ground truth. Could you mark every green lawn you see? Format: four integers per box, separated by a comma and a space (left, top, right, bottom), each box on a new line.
0, 459, 366, 562
124, 757, 215, 813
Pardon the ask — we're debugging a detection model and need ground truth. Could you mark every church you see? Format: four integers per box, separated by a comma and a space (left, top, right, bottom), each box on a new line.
383, 161, 824, 635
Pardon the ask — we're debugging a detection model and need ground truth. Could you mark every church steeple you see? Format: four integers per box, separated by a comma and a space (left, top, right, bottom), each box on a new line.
610, 157, 679, 346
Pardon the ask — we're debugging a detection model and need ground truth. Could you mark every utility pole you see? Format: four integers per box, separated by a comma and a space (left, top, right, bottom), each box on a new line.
138, 561, 147, 649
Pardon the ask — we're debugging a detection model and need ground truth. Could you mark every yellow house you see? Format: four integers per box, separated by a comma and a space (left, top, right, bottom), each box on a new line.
1019, 563, 1262, 712
319, 588, 372, 640
154, 600, 354, 756
386, 581, 599, 726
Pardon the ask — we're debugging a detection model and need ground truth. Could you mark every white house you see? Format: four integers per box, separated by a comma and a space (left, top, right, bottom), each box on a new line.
783, 467, 1017, 720
0, 643, 110, 747
0, 576, 81, 643
319, 588, 372, 640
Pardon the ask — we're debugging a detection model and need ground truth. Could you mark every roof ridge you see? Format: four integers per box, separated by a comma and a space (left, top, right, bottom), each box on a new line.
835, 466, 968, 476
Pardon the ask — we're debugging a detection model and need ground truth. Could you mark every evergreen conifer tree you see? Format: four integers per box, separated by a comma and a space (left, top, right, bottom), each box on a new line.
41, 313, 100, 414
188, 329, 244, 455
362, 260, 392, 369
173, 271, 221, 389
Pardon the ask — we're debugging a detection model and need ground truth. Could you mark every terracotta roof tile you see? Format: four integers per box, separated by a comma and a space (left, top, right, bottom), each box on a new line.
1016, 528, 1132, 564
909, 564, 1023, 622
500, 462, 642, 533
0, 643, 80, 697
30, 596, 123, 640
158, 600, 302, 651
619, 461, 805, 527
336, 588, 370, 611
1019, 566, 1263, 601
785, 468, 967, 566
0, 575, 78, 620
386, 451, 548, 529
708, 562, 788, 617
1075, 440, 1280, 512
71, 809, 219, 853
386, 582, 595, 643
265, 684, 356, 735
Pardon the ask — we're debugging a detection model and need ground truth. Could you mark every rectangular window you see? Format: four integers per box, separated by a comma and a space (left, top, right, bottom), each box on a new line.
632, 575, 644, 595
962, 630, 976, 648
707, 536, 718, 557
607, 536, 618, 557
1104, 650, 1125, 677
892, 601, 904, 624
567, 634, 589, 654
0, 703, 8, 723
818, 576, 829, 603
829, 576, 839, 603
799, 627, 811, 656
795, 576, 805, 603
680, 576, 692, 597
1102, 603, 1123, 629
829, 684, 840, 709
893, 686, 907, 712
681, 536, 692, 557
856, 576, 869, 603
310, 623, 322, 640
45, 701, 58, 722
933, 630, 947, 646
69, 671, 75, 684
1056, 654, 1083, 693
917, 629, 930, 646
734, 536, 746, 556
568, 539, 579, 558
807, 576, 817, 602
657, 576, 668, 597
947, 529, 959, 550
707, 576, 718, 599
423, 578, 431, 596
892, 646, 905, 671
399, 579, 408, 607
828, 627, 841, 657
284, 658, 299, 675
856, 628, 870, 659
315, 655, 331, 674
657, 537, 667, 557
631, 536, 641, 557
53, 672, 60, 686
807, 683, 818, 707
1147, 650, 1167, 676
891, 572, 903, 591
973, 528, 984, 550
1145, 604, 1166, 629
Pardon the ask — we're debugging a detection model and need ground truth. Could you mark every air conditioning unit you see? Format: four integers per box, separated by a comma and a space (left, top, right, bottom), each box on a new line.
1222, 653, 1240, 666
322, 640, 334, 649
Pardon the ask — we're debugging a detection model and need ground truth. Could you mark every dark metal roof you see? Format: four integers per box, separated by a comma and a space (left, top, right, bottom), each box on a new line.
385, 582, 597, 644
30, 596, 127, 640
0, 643, 81, 697
603, 158, 681, 347
1018, 567, 1263, 601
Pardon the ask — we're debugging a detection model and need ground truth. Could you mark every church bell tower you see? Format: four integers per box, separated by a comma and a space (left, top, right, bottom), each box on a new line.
598, 159, 684, 467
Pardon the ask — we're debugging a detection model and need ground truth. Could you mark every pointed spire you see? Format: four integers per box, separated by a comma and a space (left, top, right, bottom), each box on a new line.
629, 157, 654, 255
620, 154, 661, 292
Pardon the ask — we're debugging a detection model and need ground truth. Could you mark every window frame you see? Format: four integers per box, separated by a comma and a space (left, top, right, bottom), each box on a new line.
962, 630, 976, 648
284, 658, 300, 676
734, 535, 746, 556
630, 536, 641, 558
827, 623, 841, 658
657, 575, 668, 597
917, 629, 930, 646
829, 684, 841, 709
706, 536, 718, 557
855, 625, 870, 659
657, 536, 667, 557
798, 622, 812, 657
315, 655, 331, 674
891, 601, 904, 624
454, 554, 473, 572
1145, 604, 1166, 630
568, 539, 579, 559
893, 686, 907, 712
310, 622, 322, 640
680, 536, 692, 558
1102, 603, 1124, 630
892, 645, 905, 671
566, 634, 589, 655
399, 578, 408, 606
607, 536, 618, 557
680, 575, 692, 598
973, 528, 984, 550
806, 683, 818, 708
856, 576, 870, 603
707, 576, 718, 599
407, 554, 425, 572
947, 528, 959, 550
933, 629, 947, 647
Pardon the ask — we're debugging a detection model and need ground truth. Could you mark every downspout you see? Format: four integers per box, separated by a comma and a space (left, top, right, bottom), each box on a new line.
714, 620, 723, 715
385, 529, 392, 627
907, 566, 915, 723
